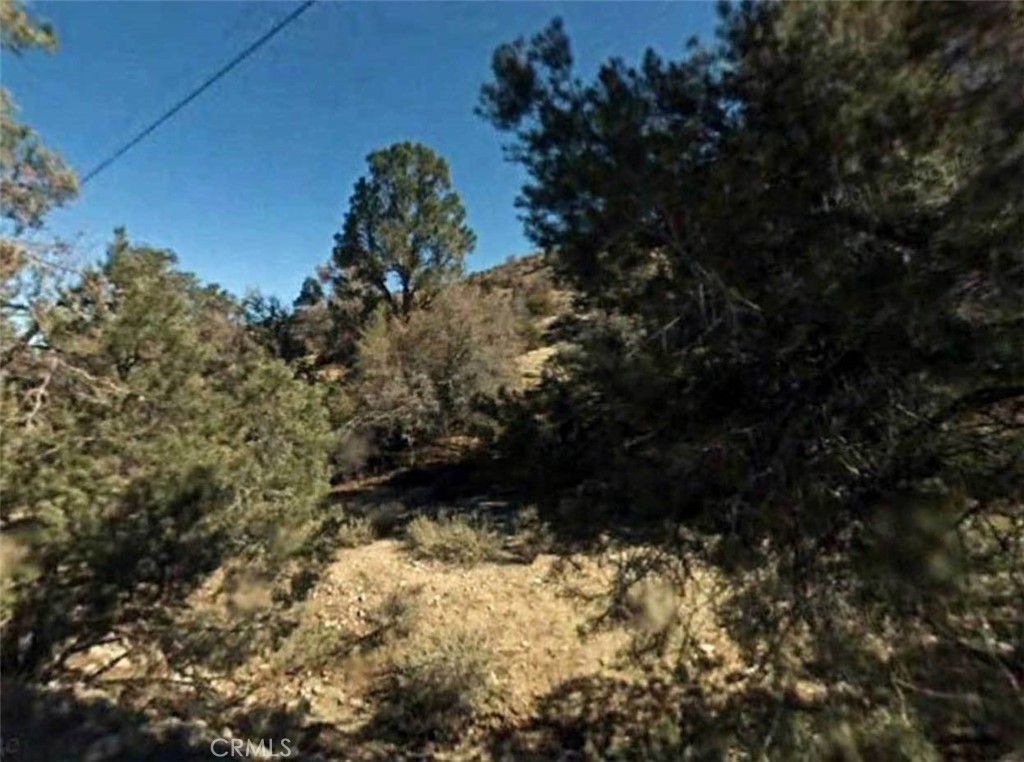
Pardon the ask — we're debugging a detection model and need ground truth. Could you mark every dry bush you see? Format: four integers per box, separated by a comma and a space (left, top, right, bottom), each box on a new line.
366, 501, 407, 535
523, 282, 556, 318
405, 513, 503, 565
273, 619, 352, 673
336, 516, 376, 548
373, 630, 499, 742
353, 282, 522, 449
361, 589, 423, 651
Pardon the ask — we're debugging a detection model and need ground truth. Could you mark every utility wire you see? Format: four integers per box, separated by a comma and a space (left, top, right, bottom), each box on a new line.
81, 0, 316, 185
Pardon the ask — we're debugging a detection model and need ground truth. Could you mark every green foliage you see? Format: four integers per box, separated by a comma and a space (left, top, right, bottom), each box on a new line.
323, 142, 475, 361
0, 0, 57, 54
481, 2, 1023, 548
1, 229, 334, 675
1, 90, 78, 234
241, 278, 339, 371
481, 4, 1023, 755
0, 1, 76, 235
242, 291, 307, 363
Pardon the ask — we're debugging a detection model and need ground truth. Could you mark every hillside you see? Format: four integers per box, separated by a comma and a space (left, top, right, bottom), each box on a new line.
6, 245, 1019, 762
468, 254, 573, 387
7, 500, 752, 762
4, 3, 1021, 761
0, 256, 746, 762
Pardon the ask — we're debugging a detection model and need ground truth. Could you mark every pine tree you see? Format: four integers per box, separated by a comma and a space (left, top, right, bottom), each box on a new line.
324, 142, 475, 361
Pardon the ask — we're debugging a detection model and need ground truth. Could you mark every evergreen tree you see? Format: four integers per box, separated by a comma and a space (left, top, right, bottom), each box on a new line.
480, 2, 1023, 530
325, 142, 475, 360
2, 229, 334, 675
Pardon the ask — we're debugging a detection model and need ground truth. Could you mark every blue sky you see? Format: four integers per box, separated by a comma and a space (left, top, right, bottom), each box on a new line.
6, 1, 719, 300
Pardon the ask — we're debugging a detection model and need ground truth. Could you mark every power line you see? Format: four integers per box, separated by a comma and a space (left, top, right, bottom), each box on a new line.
81, 0, 316, 186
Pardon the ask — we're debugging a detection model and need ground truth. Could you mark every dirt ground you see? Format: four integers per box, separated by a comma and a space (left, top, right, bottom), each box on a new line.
13, 516, 760, 762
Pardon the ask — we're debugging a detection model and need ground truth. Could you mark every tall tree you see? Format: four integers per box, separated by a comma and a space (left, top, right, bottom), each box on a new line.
480, 4, 1023, 527
327, 142, 475, 332
481, 8, 1023, 753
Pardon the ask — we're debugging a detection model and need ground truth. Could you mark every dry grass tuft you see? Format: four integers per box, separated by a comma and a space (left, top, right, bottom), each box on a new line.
336, 516, 376, 548
405, 513, 503, 565
273, 618, 352, 672
373, 629, 499, 742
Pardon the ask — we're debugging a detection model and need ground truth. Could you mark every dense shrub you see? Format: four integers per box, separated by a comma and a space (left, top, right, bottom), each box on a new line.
274, 619, 352, 672
481, 3, 1023, 756
1, 231, 334, 675
523, 288, 553, 318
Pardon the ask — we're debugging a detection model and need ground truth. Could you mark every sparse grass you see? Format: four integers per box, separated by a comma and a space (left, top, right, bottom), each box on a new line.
366, 589, 422, 646
405, 513, 503, 565
372, 630, 499, 742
